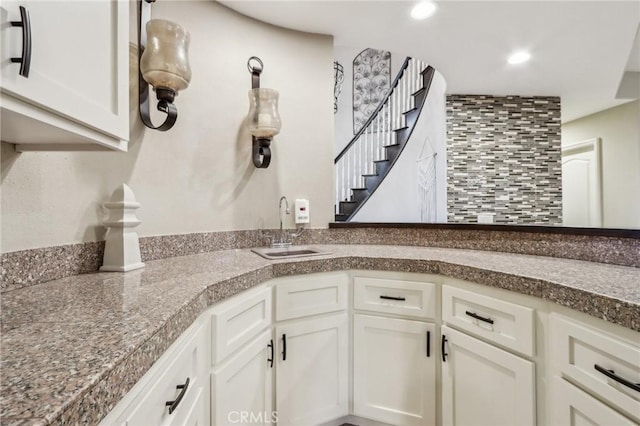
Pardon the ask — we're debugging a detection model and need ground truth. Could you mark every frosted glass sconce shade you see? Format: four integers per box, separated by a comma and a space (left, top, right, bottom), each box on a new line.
137, 0, 192, 132
140, 19, 191, 94
247, 88, 281, 138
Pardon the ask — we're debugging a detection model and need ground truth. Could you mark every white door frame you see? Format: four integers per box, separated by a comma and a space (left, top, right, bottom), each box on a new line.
561, 138, 602, 227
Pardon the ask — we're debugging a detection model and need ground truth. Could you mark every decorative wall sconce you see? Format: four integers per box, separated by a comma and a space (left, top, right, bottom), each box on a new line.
138, 0, 191, 131
247, 56, 281, 168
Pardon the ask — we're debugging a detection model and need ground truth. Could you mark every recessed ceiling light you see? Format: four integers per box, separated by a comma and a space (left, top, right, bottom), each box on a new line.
411, 1, 437, 20
508, 51, 531, 65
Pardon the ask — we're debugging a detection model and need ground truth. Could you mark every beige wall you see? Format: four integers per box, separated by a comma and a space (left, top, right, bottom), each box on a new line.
561, 100, 640, 228
0, 2, 334, 252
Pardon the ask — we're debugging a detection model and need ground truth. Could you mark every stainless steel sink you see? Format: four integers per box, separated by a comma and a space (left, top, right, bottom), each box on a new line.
251, 246, 330, 260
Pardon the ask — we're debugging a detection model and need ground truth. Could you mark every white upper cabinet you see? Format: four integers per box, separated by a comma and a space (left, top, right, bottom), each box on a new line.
0, 0, 129, 151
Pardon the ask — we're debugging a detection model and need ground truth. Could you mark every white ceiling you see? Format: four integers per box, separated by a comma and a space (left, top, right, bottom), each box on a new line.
219, 0, 640, 123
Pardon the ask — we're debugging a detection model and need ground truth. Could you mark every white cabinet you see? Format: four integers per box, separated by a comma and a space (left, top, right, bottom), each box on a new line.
275, 313, 349, 426
549, 312, 640, 424
550, 377, 637, 426
441, 325, 536, 426
212, 330, 274, 426
353, 314, 436, 426
0, 0, 129, 151
100, 320, 209, 426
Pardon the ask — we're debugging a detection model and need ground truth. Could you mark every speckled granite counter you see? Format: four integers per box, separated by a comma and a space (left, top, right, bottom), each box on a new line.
1, 245, 639, 425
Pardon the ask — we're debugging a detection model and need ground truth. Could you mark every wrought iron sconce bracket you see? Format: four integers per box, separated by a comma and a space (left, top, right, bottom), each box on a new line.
138, 0, 177, 131
248, 56, 271, 168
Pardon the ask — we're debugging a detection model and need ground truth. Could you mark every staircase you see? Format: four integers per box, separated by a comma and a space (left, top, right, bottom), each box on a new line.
335, 57, 435, 221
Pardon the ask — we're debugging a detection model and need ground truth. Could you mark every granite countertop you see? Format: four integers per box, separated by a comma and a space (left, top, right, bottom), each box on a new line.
1, 245, 639, 425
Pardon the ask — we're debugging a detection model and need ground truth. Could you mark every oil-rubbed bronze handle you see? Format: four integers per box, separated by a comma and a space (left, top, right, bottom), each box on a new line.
165, 377, 190, 414
282, 334, 287, 361
267, 339, 274, 368
10, 6, 31, 78
465, 310, 494, 325
442, 335, 448, 362
594, 364, 640, 392
380, 295, 406, 301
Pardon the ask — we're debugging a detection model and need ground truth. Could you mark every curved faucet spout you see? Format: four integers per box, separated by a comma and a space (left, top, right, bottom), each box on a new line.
278, 196, 290, 244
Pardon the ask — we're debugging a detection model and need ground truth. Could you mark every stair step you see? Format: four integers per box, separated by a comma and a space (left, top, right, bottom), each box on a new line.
393, 126, 409, 133
351, 188, 370, 203
394, 127, 411, 146
375, 159, 391, 176
412, 87, 426, 97
334, 213, 350, 222
364, 174, 382, 191
403, 107, 418, 115
384, 143, 402, 161
404, 108, 420, 128
339, 200, 359, 215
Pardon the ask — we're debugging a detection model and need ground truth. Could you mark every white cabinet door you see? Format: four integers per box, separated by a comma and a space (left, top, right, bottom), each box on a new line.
353, 315, 436, 426
0, 0, 128, 148
212, 330, 274, 426
551, 377, 637, 426
441, 326, 536, 426
275, 313, 349, 426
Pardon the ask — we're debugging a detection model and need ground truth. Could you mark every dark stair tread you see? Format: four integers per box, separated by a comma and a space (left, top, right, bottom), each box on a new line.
412, 87, 426, 96
403, 107, 418, 115
373, 159, 390, 163
384, 143, 401, 148
362, 173, 379, 177
393, 126, 409, 132
334, 214, 349, 221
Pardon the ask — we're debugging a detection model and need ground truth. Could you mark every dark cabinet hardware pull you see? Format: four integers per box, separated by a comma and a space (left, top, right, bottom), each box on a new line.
267, 339, 274, 368
165, 377, 190, 414
594, 364, 640, 392
441, 335, 448, 362
282, 334, 287, 361
426, 331, 431, 357
10, 6, 31, 78
465, 310, 494, 325
380, 295, 406, 301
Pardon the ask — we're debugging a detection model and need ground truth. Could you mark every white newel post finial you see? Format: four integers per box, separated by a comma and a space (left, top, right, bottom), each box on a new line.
100, 184, 145, 272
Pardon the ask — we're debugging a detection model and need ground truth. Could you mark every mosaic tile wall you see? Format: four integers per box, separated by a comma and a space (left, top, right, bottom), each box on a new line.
446, 95, 562, 224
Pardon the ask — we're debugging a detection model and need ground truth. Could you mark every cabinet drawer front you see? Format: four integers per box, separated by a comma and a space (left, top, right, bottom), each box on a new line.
275, 272, 348, 321
124, 324, 206, 426
551, 377, 637, 426
442, 285, 535, 356
551, 316, 640, 422
353, 277, 436, 319
211, 287, 272, 365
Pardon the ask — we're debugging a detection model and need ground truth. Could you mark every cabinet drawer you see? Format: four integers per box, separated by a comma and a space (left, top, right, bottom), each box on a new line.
442, 285, 535, 356
353, 277, 436, 319
211, 287, 272, 365
123, 323, 206, 426
550, 315, 640, 422
551, 377, 637, 426
275, 272, 348, 321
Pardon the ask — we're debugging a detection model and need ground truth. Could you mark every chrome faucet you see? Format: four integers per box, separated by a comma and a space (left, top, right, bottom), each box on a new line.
277, 196, 291, 247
